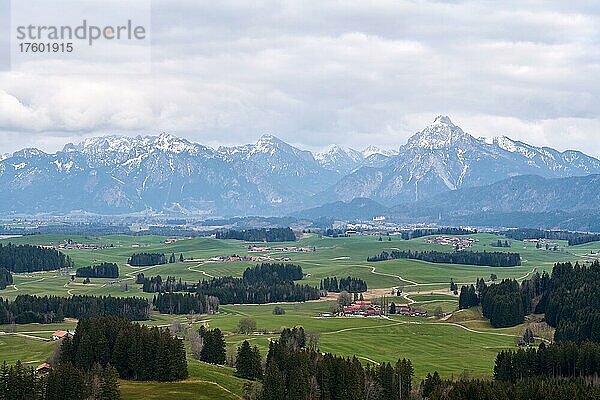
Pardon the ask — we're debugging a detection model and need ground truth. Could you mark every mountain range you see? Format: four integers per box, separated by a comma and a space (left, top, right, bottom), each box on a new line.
1, 115, 599, 218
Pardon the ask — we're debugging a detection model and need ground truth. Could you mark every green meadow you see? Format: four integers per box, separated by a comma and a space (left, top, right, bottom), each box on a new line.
0, 232, 597, 398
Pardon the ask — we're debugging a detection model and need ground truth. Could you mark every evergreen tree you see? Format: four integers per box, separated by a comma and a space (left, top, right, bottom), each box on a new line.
236, 340, 262, 380
199, 328, 226, 365
262, 359, 285, 400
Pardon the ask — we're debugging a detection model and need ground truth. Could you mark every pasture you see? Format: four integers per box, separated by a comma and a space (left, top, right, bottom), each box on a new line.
0, 232, 597, 398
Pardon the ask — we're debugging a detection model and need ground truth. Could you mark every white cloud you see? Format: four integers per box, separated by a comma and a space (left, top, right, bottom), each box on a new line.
0, 0, 599, 156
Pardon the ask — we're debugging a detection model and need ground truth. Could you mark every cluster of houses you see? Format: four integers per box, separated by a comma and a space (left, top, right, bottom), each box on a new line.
342, 300, 382, 317
205, 254, 291, 263
425, 236, 478, 250
164, 237, 189, 244
248, 246, 314, 253
394, 304, 427, 317
56, 242, 106, 250
339, 300, 427, 318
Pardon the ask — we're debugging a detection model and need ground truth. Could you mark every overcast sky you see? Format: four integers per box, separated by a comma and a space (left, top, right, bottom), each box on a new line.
0, 0, 599, 156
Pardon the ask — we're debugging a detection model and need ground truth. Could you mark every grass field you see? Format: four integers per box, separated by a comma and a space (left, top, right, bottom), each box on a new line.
1, 232, 590, 300
0, 232, 597, 398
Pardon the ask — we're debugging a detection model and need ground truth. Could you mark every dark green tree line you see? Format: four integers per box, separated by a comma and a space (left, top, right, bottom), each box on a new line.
0, 294, 150, 324
367, 249, 521, 267
0, 243, 71, 273
61, 317, 187, 382
0, 360, 120, 400
320, 276, 368, 293
0, 267, 12, 290
216, 227, 296, 242
128, 253, 166, 266
75, 262, 119, 278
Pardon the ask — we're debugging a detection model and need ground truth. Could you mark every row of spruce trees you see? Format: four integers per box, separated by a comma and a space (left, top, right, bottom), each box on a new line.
0, 361, 120, 400
144, 264, 320, 312
153, 292, 220, 315
128, 252, 167, 266
367, 249, 521, 267
216, 227, 296, 242
502, 228, 600, 246
0, 267, 12, 290
0, 294, 150, 324
60, 317, 188, 381
319, 276, 368, 293
0, 243, 71, 273
400, 227, 477, 240
75, 262, 119, 278
459, 261, 600, 337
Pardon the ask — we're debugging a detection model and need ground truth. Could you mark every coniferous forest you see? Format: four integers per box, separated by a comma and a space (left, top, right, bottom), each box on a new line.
75, 262, 119, 278
401, 227, 477, 240
367, 249, 521, 267
0, 360, 120, 400
503, 228, 600, 246
0, 294, 150, 324
60, 317, 188, 382
0, 267, 12, 290
464, 261, 600, 335
128, 252, 167, 266
495, 341, 600, 381
426, 377, 600, 400
320, 276, 368, 293
458, 272, 549, 328
215, 227, 296, 242
153, 292, 220, 315
241, 263, 303, 284
480, 279, 525, 328
0, 243, 71, 272
260, 327, 414, 400
538, 260, 600, 342
143, 263, 320, 312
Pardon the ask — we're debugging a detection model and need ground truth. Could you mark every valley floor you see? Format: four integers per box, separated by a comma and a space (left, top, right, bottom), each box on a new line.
1, 233, 596, 398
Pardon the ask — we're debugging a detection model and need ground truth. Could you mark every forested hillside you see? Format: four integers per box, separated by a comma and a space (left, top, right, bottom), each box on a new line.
0, 243, 71, 272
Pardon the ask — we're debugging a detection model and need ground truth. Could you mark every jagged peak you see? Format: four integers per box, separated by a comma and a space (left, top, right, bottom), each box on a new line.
63, 133, 202, 155
406, 115, 471, 149
13, 147, 47, 158
316, 145, 363, 164
256, 133, 284, 144
362, 145, 397, 158
433, 115, 454, 126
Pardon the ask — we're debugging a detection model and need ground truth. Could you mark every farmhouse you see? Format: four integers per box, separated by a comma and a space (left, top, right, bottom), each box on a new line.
343, 300, 382, 317
51, 330, 72, 341
393, 303, 428, 317
35, 363, 51, 375
425, 236, 477, 250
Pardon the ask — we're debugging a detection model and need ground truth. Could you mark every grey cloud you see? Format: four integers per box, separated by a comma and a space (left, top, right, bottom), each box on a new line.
0, 0, 599, 156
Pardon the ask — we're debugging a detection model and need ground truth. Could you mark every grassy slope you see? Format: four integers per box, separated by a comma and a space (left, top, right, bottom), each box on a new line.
0, 233, 597, 398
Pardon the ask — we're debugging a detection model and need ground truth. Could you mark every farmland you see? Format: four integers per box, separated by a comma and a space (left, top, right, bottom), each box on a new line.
1, 232, 598, 398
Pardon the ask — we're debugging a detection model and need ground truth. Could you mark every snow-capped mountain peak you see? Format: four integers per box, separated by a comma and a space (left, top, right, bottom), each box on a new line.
315, 145, 364, 174
64, 133, 202, 158
316, 145, 362, 162
406, 115, 471, 150
432, 115, 455, 126
152, 133, 201, 154
13, 148, 47, 158
252, 134, 287, 155
2, 117, 600, 216
361, 145, 397, 158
